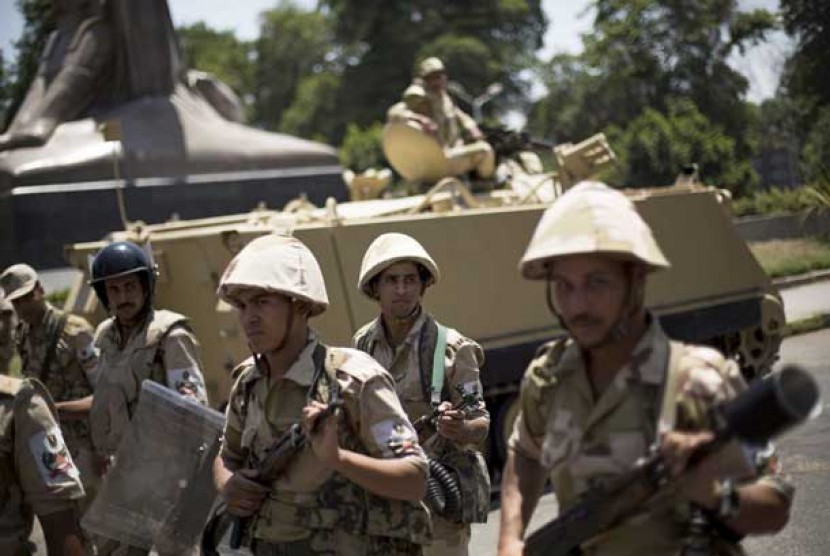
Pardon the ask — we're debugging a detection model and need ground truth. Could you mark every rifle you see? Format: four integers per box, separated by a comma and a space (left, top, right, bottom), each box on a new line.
412, 384, 482, 437
228, 390, 344, 549
524, 365, 820, 556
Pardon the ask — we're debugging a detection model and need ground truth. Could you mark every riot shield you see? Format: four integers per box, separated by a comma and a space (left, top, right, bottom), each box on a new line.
82, 380, 224, 553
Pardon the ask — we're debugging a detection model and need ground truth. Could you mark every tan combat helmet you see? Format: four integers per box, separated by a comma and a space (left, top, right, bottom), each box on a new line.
519, 181, 670, 280
0, 263, 39, 301
418, 57, 445, 77
217, 234, 329, 316
358, 233, 440, 298
403, 83, 427, 100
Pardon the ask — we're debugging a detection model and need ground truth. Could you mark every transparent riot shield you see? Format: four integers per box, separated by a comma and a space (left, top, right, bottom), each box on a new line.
82, 380, 224, 553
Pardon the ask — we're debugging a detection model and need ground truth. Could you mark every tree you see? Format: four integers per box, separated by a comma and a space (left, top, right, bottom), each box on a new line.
280, 72, 342, 142
3, 0, 54, 131
254, 1, 335, 132
779, 0, 830, 110
178, 23, 254, 111
339, 121, 385, 172
611, 98, 756, 192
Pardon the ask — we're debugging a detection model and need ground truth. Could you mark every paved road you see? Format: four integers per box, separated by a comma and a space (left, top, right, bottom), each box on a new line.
471, 328, 830, 555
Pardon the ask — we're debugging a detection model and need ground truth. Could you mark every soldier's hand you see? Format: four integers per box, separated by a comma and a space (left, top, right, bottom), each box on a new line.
436, 402, 467, 442
660, 430, 721, 508
303, 400, 341, 468
222, 469, 269, 517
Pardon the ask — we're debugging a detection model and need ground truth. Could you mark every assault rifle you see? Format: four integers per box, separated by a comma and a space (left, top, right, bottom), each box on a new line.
228, 391, 344, 549
524, 365, 820, 556
481, 124, 555, 161
412, 384, 482, 437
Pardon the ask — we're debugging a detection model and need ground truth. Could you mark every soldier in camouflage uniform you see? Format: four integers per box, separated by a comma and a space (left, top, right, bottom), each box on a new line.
1, 374, 86, 555
497, 181, 794, 555
86, 241, 208, 556
387, 83, 438, 135
214, 234, 431, 555
354, 233, 490, 556
0, 288, 16, 375
417, 57, 495, 180
0, 264, 100, 505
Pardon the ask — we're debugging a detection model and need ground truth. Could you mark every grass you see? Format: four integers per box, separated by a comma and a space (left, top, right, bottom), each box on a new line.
749, 237, 830, 278
784, 314, 830, 338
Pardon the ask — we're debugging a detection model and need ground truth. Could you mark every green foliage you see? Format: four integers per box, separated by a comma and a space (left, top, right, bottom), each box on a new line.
178, 22, 254, 113
801, 106, 830, 186
3, 0, 54, 130
280, 72, 342, 141
339, 122, 385, 172
254, 2, 336, 132
45, 288, 69, 307
0, 49, 9, 127
609, 98, 756, 192
780, 0, 830, 109
731, 187, 816, 217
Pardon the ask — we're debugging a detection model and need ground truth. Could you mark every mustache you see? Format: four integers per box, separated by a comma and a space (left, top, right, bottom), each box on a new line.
567, 313, 603, 327
116, 303, 135, 311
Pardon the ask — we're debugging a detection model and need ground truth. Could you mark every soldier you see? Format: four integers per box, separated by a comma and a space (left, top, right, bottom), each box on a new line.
87, 241, 208, 553
417, 57, 495, 179
0, 263, 101, 505
497, 181, 793, 555
0, 374, 86, 555
354, 233, 490, 556
387, 83, 438, 135
214, 234, 431, 555
0, 287, 16, 374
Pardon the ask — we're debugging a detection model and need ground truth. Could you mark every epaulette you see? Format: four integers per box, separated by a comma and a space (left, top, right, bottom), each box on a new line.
526, 337, 570, 388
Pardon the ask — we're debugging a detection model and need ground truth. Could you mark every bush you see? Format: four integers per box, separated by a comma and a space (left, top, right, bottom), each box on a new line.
732, 187, 816, 217
339, 122, 385, 173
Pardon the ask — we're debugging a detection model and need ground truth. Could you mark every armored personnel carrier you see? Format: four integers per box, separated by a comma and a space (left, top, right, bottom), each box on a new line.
61, 130, 784, 469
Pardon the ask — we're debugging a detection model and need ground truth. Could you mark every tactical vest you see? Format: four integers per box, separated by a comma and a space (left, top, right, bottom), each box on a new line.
90, 310, 189, 456
238, 344, 431, 550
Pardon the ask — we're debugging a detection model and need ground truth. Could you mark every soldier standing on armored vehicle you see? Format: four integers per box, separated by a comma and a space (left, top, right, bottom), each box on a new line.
497, 182, 794, 555
354, 233, 490, 556
214, 234, 431, 555
0, 288, 16, 374
0, 263, 101, 509
417, 57, 496, 180
87, 240, 208, 554
0, 374, 86, 555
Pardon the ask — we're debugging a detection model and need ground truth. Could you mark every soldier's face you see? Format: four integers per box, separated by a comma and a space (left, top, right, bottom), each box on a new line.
424, 72, 447, 93
231, 289, 297, 354
105, 274, 146, 325
377, 262, 424, 320
549, 255, 630, 349
11, 287, 45, 325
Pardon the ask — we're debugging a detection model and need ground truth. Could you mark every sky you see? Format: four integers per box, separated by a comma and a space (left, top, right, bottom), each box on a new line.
0, 0, 791, 105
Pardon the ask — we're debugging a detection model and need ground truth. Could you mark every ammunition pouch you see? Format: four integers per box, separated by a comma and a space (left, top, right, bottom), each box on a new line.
424, 449, 490, 524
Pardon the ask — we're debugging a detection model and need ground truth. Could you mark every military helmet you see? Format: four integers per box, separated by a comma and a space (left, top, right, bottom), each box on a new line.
217, 234, 329, 317
358, 233, 440, 298
519, 181, 670, 280
403, 83, 427, 99
90, 241, 156, 309
418, 57, 445, 77
0, 263, 39, 301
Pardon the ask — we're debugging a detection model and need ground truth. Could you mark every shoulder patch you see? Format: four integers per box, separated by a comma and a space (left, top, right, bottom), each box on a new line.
529, 338, 569, 381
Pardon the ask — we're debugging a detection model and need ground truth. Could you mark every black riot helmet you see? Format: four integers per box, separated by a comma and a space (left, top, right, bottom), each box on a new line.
90, 241, 156, 310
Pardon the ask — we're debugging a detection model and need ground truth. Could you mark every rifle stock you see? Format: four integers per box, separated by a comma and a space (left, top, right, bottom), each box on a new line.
523, 366, 819, 556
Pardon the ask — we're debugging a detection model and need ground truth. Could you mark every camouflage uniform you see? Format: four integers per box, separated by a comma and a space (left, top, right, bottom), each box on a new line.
510, 318, 794, 555
354, 232, 490, 556
353, 311, 487, 556
0, 375, 85, 554
16, 302, 99, 500
0, 296, 15, 375
507, 181, 795, 555
425, 91, 494, 179
89, 309, 208, 460
222, 331, 431, 555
